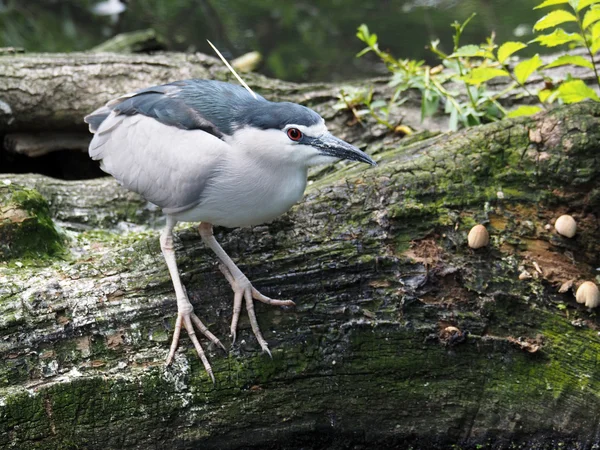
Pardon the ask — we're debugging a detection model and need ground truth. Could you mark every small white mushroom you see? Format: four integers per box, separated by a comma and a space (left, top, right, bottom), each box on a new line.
231, 51, 262, 73
467, 224, 489, 249
575, 281, 600, 308
555, 214, 577, 238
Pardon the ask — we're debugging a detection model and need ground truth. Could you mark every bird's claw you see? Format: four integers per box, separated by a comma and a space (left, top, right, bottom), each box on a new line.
165, 308, 225, 384
218, 263, 294, 354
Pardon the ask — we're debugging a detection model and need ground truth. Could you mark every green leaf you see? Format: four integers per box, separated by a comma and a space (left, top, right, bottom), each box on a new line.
534, 0, 569, 8
569, 0, 580, 8
497, 41, 528, 64
507, 105, 543, 117
450, 44, 483, 57
449, 109, 459, 131
592, 20, 600, 39
544, 54, 595, 69
583, 6, 600, 28
556, 79, 600, 103
592, 22, 600, 51
370, 100, 387, 109
530, 28, 585, 47
356, 24, 368, 42
514, 54, 543, 84
577, 0, 600, 11
534, 10, 578, 31
421, 93, 440, 119
538, 88, 555, 102
461, 67, 510, 85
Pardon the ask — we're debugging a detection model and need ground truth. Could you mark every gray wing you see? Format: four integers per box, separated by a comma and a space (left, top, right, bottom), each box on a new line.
85, 95, 231, 213
84, 82, 222, 143
83, 79, 274, 213
85, 79, 267, 138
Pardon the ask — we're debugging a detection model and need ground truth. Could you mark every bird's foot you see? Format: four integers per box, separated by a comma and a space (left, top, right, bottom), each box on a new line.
165, 303, 226, 383
218, 264, 295, 356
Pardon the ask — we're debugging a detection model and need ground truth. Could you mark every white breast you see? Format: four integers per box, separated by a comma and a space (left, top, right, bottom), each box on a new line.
171, 150, 308, 227
91, 115, 309, 227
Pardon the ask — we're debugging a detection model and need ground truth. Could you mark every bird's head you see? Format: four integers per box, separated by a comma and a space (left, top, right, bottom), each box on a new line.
228, 101, 376, 168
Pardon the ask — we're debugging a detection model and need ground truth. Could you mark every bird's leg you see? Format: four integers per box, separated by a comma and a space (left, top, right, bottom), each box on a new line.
198, 223, 295, 354
160, 216, 225, 382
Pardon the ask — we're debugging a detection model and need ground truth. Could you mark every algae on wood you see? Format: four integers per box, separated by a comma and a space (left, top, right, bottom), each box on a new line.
0, 182, 64, 260
0, 102, 599, 449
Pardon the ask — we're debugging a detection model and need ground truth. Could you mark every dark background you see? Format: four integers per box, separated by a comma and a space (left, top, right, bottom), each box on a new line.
1, 0, 541, 82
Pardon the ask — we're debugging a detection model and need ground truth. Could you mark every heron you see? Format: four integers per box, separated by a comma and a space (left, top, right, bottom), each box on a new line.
85, 76, 375, 382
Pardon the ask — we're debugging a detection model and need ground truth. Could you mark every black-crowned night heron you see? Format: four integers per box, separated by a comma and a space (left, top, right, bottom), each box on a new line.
85, 78, 375, 381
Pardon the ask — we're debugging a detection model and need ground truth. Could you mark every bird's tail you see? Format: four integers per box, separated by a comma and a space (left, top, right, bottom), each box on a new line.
84, 105, 112, 133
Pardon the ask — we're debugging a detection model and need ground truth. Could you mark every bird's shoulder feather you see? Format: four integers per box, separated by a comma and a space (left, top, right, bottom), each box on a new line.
85, 79, 266, 139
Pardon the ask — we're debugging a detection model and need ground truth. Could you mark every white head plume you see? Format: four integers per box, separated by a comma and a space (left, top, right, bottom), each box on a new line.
207, 40, 258, 100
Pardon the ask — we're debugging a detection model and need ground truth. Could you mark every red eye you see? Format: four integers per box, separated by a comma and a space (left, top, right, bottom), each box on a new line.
287, 128, 302, 141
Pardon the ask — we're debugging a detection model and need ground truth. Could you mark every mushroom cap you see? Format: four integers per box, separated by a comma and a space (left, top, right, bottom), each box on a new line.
468, 224, 489, 249
555, 214, 577, 238
575, 281, 600, 308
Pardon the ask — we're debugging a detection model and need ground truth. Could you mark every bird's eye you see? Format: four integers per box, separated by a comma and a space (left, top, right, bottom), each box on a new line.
287, 128, 302, 141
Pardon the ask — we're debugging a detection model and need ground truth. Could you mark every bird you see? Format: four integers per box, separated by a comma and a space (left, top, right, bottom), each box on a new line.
84, 77, 375, 382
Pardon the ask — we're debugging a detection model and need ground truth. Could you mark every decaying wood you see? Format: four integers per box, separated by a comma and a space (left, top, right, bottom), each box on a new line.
1, 100, 599, 449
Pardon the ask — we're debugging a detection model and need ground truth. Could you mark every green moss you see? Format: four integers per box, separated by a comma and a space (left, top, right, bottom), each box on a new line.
0, 184, 65, 261
2, 313, 600, 449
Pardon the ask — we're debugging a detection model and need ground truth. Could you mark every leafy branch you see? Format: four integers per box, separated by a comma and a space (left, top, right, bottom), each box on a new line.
341, 0, 600, 131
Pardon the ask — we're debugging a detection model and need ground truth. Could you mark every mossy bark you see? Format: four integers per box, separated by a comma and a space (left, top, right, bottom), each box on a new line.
0, 182, 64, 260
1, 103, 599, 449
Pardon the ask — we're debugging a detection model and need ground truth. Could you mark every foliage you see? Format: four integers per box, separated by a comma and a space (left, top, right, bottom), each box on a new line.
0, 0, 543, 83
344, 0, 600, 131
335, 87, 402, 129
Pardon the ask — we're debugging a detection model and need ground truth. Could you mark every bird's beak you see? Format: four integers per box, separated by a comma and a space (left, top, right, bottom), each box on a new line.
310, 133, 376, 166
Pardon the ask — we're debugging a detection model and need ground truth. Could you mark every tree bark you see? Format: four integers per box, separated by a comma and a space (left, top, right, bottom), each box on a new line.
0, 51, 331, 134
1, 49, 597, 138
1, 100, 599, 449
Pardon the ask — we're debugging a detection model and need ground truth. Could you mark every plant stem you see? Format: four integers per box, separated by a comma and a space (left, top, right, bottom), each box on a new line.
368, 107, 394, 130
339, 90, 364, 126
454, 58, 479, 114
451, 40, 478, 112
574, 9, 600, 90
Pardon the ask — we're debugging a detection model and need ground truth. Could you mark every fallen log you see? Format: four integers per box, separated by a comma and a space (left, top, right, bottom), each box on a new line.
0, 101, 599, 449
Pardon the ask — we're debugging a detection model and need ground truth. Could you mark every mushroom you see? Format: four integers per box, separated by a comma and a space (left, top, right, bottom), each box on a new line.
555, 214, 577, 238
575, 281, 600, 308
468, 224, 489, 249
